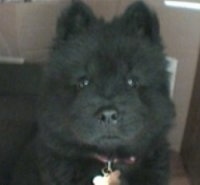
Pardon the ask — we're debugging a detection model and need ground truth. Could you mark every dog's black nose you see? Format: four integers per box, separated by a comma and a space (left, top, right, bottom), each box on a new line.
98, 109, 118, 125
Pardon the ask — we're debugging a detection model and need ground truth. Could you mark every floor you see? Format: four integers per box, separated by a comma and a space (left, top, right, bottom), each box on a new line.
170, 152, 191, 185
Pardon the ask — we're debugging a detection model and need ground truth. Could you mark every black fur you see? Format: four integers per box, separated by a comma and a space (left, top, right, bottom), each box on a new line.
11, 1, 174, 185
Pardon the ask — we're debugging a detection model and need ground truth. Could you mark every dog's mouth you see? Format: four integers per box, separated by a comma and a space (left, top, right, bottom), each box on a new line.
94, 133, 131, 146
100, 135, 121, 141
97, 134, 122, 141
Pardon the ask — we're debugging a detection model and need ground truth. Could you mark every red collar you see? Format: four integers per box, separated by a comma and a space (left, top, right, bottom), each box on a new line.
93, 154, 136, 165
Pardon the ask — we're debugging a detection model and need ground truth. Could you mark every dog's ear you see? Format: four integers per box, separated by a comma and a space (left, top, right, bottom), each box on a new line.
121, 1, 160, 42
56, 1, 96, 41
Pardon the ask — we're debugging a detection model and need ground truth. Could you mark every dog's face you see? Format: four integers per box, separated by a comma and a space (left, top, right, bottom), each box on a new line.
40, 2, 174, 157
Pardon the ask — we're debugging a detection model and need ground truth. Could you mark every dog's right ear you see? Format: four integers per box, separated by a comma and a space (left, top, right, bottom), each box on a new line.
120, 1, 160, 42
56, 1, 96, 42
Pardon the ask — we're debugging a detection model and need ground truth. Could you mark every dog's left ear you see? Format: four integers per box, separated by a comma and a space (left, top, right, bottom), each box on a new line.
121, 1, 160, 42
55, 1, 96, 42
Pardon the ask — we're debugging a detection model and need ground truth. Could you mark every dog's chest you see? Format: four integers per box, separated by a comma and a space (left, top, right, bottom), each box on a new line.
39, 159, 125, 185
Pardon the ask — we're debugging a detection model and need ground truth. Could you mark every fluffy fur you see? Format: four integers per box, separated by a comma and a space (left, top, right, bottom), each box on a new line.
11, 1, 174, 185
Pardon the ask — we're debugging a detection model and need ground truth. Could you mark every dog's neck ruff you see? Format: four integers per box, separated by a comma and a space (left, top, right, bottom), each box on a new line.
94, 154, 136, 165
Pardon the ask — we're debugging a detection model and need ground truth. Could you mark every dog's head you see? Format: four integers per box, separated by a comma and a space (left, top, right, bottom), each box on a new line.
40, 2, 174, 158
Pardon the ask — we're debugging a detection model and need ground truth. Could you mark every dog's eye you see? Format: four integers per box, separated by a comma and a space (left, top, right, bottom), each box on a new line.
77, 77, 90, 89
127, 78, 140, 88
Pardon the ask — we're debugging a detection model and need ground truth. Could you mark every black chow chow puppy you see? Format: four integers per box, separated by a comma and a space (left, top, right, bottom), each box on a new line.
11, 1, 174, 185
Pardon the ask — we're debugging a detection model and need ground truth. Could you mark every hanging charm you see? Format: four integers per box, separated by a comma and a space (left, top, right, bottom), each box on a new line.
93, 161, 121, 185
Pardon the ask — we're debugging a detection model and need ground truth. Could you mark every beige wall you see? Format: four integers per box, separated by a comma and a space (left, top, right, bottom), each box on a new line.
143, 0, 200, 152
161, 9, 200, 152
0, 1, 70, 61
